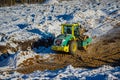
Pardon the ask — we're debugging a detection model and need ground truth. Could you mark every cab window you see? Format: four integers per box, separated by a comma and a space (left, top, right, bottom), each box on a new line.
64, 26, 72, 34
74, 26, 79, 37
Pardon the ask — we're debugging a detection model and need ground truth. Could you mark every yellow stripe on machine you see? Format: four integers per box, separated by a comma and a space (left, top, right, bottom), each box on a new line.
51, 46, 69, 52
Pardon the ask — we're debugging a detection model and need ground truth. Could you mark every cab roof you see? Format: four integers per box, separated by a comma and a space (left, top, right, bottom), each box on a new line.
61, 23, 80, 27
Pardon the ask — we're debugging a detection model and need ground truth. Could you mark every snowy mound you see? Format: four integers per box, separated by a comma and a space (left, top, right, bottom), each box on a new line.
45, 0, 59, 4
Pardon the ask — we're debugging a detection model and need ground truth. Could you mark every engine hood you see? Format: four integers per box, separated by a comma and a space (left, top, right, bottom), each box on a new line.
54, 34, 73, 46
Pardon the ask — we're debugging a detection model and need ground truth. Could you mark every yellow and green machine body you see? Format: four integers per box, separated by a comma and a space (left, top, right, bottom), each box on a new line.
51, 23, 92, 54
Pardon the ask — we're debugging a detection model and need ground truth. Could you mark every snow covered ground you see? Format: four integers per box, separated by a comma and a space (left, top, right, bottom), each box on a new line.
0, 0, 120, 79
1, 65, 120, 80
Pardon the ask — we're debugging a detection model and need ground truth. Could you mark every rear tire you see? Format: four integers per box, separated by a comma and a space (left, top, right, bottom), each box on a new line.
69, 41, 77, 54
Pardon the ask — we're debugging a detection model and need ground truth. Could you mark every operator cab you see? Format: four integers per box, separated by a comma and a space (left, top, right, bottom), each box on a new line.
62, 23, 81, 38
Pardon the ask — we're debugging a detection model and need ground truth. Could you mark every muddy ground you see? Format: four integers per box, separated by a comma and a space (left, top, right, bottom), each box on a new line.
17, 25, 120, 74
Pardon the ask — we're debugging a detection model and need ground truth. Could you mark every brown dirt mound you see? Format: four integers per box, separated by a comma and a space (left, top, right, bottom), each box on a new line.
0, 39, 37, 54
17, 27, 120, 74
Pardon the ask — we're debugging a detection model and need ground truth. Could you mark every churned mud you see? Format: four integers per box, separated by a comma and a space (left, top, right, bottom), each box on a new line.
17, 26, 120, 74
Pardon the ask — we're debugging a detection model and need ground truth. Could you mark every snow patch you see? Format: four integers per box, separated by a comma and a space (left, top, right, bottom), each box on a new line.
45, 0, 59, 4
15, 51, 37, 66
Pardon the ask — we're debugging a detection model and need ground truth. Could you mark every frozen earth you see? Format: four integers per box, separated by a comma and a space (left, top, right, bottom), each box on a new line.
0, 0, 120, 79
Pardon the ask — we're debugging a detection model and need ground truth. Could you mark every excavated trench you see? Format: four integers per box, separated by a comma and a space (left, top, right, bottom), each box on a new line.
17, 25, 120, 74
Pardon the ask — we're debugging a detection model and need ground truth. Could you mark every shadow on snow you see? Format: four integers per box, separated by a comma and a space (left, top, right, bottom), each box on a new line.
27, 28, 55, 54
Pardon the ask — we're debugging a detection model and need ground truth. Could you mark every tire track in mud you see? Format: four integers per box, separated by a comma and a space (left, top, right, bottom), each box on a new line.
17, 26, 120, 74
